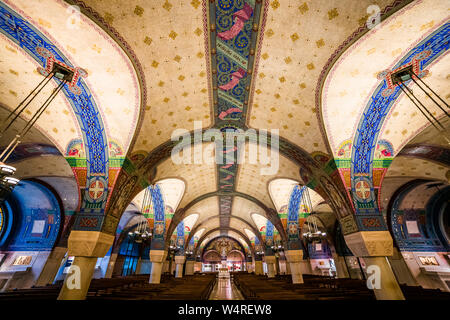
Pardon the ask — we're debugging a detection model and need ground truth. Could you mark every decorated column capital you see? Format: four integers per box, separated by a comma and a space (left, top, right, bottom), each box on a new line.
344, 231, 393, 257
175, 255, 186, 264
67, 231, 114, 257
284, 250, 303, 263
149, 250, 168, 263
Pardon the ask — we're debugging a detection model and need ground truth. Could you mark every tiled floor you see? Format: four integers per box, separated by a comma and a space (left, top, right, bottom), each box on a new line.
209, 276, 244, 300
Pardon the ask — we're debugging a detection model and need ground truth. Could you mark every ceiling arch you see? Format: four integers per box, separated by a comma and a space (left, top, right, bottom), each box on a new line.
236, 142, 302, 209
248, 0, 398, 154
0, 0, 141, 155
268, 178, 298, 212
195, 227, 254, 257
130, 177, 185, 213
153, 143, 217, 208
166, 189, 287, 246
186, 214, 263, 247
321, 0, 448, 156
386, 156, 449, 182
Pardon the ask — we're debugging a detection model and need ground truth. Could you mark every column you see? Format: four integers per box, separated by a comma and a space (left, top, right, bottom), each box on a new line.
285, 258, 291, 274
285, 250, 304, 284
254, 260, 263, 275
185, 260, 195, 275
387, 248, 418, 286
149, 250, 167, 284
246, 261, 252, 273
57, 231, 114, 300
344, 231, 405, 300
274, 255, 280, 275
265, 255, 276, 278
175, 256, 186, 278
162, 260, 170, 274
104, 253, 118, 278
36, 247, 67, 286
332, 252, 350, 278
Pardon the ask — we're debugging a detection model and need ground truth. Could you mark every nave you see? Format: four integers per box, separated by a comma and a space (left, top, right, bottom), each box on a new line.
0, 0, 449, 302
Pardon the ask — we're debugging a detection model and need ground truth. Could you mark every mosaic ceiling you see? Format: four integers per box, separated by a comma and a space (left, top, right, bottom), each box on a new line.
2, 0, 448, 245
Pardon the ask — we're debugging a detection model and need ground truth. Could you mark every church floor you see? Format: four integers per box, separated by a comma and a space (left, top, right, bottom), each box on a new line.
209, 276, 244, 300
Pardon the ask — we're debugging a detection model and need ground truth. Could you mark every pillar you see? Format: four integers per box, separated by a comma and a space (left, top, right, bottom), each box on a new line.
175, 256, 186, 278
254, 260, 263, 275
36, 247, 67, 286
265, 255, 276, 278
344, 231, 405, 300
387, 248, 418, 286
185, 260, 195, 275
57, 231, 114, 300
332, 252, 350, 278
274, 256, 280, 275
285, 250, 304, 284
149, 250, 167, 284
135, 257, 142, 274
285, 258, 291, 274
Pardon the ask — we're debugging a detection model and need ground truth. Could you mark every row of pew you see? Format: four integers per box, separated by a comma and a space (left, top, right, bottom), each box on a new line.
0, 273, 216, 300
87, 274, 216, 300
232, 273, 450, 300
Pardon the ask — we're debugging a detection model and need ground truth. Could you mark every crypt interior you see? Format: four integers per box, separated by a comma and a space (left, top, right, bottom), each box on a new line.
0, 0, 449, 301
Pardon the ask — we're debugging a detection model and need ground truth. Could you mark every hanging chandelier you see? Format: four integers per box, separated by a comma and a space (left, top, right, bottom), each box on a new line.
392, 66, 450, 144
0, 63, 74, 200
0, 163, 19, 202
270, 240, 284, 253
127, 219, 152, 244
300, 186, 326, 242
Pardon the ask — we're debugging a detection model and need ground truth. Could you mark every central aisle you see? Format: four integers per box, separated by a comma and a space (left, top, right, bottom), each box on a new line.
209, 275, 244, 300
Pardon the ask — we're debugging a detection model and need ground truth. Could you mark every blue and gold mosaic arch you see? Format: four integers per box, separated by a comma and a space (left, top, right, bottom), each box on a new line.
350, 22, 450, 231
0, 2, 110, 228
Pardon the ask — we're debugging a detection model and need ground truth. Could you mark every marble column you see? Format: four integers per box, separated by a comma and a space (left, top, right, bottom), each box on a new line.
265, 255, 276, 278
185, 260, 195, 275
175, 256, 186, 278
285, 258, 291, 274
104, 253, 118, 278
57, 231, 114, 300
149, 250, 167, 284
36, 247, 67, 286
285, 250, 304, 284
332, 252, 350, 278
344, 230, 405, 300
254, 260, 263, 275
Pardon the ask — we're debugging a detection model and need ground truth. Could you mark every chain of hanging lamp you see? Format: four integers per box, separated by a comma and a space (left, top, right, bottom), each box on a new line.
0, 66, 71, 202
300, 186, 326, 243
127, 186, 153, 244
393, 67, 450, 145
